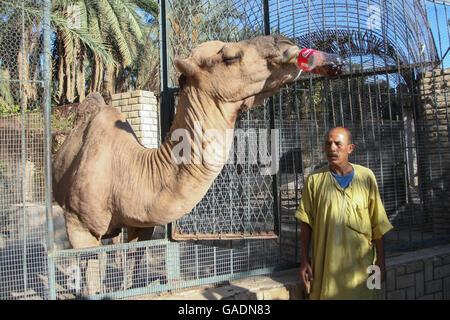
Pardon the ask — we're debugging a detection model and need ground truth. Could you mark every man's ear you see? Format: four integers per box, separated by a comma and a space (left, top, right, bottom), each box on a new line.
174, 58, 199, 77
348, 143, 355, 154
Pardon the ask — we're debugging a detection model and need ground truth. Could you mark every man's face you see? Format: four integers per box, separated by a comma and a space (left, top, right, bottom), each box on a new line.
324, 129, 354, 165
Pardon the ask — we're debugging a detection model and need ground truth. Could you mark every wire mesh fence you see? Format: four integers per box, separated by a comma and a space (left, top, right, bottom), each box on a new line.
0, 0, 449, 300
268, 0, 450, 254
0, 0, 51, 300
50, 238, 280, 299
172, 119, 277, 239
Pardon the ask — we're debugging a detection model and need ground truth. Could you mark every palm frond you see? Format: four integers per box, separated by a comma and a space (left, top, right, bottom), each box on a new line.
51, 13, 117, 66
130, 0, 159, 17
97, 0, 132, 66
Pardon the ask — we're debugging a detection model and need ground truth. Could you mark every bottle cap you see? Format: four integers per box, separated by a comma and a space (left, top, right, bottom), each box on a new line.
297, 48, 317, 72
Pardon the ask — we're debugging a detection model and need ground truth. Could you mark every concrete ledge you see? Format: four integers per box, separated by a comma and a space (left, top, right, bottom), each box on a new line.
386, 244, 450, 267
126, 269, 307, 300
126, 244, 450, 300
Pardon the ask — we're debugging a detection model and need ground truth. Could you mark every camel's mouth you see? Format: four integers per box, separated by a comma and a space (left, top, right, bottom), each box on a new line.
239, 89, 277, 111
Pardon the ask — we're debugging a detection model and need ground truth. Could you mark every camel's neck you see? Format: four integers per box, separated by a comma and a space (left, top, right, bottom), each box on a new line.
159, 87, 239, 176
139, 87, 240, 223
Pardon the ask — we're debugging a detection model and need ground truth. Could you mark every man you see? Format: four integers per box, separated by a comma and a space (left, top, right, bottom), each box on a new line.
295, 126, 393, 299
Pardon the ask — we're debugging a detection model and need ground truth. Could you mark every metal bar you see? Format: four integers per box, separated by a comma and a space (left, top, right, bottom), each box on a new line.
159, 0, 175, 241
83, 266, 279, 300
379, 0, 400, 215
443, 2, 450, 138
431, 0, 445, 191
213, 246, 217, 277
42, 0, 56, 300
159, 0, 173, 143
293, 37, 303, 264
390, 0, 414, 245
354, 0, 369, 166
263, 0, 280, 239
413, 0, 434, 241
195, 244, 199, 280
123, 248, 128, 290
344, 0, 354, 126
20, 0, 29, 299
403, 0, 424, 221
171, 231, 278, 241
99, 253, 104, 295
52, 239, 170, 257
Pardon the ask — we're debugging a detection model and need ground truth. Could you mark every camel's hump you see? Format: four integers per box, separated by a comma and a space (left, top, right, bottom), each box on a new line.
74, 92, 107, 127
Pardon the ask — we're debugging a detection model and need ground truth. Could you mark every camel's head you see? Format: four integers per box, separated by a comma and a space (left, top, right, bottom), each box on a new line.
174, 35, 302, 111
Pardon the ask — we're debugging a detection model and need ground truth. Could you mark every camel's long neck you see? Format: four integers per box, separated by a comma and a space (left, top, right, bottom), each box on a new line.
160, 86, 238, 173
142, 87, 240, 223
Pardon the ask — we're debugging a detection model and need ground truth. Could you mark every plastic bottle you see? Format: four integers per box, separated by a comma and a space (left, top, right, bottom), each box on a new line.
297, 48, 344, 78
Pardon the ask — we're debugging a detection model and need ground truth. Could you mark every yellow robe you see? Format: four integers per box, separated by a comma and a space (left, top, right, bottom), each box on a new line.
295, 164, 393, 300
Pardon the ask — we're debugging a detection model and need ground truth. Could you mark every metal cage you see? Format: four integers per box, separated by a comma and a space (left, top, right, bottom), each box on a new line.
0, 0, 449, 300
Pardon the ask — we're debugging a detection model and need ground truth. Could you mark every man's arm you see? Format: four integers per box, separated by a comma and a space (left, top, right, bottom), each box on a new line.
300, 222, 313, 291
374, 236, 386, 282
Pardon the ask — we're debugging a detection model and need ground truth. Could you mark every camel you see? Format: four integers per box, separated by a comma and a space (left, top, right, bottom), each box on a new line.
53, 35, 339, 251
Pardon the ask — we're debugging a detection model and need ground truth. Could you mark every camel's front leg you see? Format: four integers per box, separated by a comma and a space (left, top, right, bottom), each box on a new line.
124, 227, 155, 289
64, 211, 104, 296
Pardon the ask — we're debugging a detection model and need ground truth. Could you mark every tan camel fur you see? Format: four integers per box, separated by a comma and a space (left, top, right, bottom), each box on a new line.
53, 35, 309, 250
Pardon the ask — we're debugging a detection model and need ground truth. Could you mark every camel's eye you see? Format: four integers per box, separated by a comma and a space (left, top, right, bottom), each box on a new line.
223, 53, 242, 65
219, 46, 242, 65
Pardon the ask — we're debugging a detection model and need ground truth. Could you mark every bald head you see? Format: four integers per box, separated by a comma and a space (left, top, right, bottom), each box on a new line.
325, 127, 352, 145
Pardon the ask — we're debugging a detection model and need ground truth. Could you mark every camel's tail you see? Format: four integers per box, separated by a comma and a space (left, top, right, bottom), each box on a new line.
73, 92, 106, 127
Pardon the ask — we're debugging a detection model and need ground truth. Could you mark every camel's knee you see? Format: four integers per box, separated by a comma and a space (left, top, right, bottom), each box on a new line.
64, 211, 100, 249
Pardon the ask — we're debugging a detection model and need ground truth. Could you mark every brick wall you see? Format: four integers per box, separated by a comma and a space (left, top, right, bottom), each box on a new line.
418, 69, 450, 236
111, 90, 159, 148
380, 244, 450, 300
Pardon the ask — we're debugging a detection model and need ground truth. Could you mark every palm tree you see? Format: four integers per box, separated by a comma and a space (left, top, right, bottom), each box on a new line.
1, 0, 157, 107
52, 0, 158, 104
0, 0, 48, 110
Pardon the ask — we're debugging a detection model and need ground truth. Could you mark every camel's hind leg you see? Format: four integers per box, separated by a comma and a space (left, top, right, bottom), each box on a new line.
125, 227, 155, 289
64, 211, 104, 297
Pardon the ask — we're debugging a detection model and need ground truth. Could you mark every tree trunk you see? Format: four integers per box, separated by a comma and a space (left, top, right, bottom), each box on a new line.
77, 45, 86, 102
56, 34, 66, 104
103, 64, 116, 103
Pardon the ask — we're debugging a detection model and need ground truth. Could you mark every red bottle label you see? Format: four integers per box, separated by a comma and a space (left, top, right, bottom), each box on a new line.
297, 48, 317, 71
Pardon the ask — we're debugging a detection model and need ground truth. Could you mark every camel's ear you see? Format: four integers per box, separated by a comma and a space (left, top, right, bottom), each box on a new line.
174, 58, 199, 77
271, 46, 300, 65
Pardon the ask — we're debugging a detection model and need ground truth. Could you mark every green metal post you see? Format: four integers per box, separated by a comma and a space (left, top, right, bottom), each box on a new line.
263, 0, 281, 242
43, 0, 56, 300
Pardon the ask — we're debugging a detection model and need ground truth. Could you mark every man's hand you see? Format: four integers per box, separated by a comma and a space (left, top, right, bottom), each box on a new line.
374, 237, 387, 283
299, 261, 314, 293
299, 222, 313, 294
